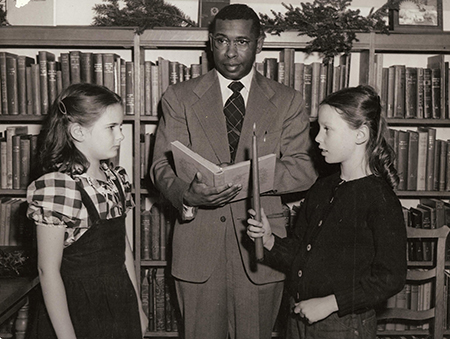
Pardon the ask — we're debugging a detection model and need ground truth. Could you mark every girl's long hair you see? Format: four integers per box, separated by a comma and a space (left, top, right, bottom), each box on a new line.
320, 85, 399, 188
38, 83, 121, 176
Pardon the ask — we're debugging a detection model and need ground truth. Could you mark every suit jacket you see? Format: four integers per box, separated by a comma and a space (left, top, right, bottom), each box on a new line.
151, 69, 317, 284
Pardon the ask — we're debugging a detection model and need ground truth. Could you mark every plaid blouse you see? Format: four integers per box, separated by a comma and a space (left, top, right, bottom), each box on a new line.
27, 165, 134, 247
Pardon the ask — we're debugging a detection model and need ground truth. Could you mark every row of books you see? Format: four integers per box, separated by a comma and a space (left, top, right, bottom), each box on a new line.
140, 201, 175, 261
377, 278, 433, 332
0, 126, 38, 190
139, 54, 209, 117
140, 268, 179, 333
375, 54, 450, 119
0, 51, 130, 116
0, 50, 210, 117
388, 127, 450, 192
254, 50, 351, 118
0, 198, 30, 246
403, 199, 450, 262
2, 48, 356, 119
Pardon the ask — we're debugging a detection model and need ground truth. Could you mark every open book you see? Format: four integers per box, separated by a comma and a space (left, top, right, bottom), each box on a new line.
171, 140, 276, 201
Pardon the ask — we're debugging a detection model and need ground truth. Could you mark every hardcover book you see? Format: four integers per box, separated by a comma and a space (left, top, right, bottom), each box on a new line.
171, 140, 276, 202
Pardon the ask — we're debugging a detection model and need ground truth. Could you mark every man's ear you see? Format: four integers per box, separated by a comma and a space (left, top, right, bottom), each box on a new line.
356, 124, 369, 145
69, 123, 85, 142
256, 35, 265, 54
209, 34, 214, 53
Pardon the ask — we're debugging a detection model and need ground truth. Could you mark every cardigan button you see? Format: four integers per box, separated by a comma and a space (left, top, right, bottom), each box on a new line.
220, 216, 226, 222
306, 244, 312, 251
298, 270, 302, 277
318, 220, 323, 227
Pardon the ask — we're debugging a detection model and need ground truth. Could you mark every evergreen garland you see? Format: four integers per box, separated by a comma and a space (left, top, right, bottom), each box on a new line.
260, 0, 391, 58
92, 0, 196, 34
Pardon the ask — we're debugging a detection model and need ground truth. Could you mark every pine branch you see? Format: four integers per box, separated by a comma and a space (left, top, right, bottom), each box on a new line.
260, 0, 390, 58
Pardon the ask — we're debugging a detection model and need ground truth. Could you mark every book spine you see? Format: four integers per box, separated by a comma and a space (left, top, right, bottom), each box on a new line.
25, 66, 33, 115
60, 53, 71, 89
439, 141, 447, 191
277, 61, 285, 85
393, 65, 405, 118
397, 130, 409, 191
120, 59, 126, 110
405, 67, 417, 119
38, 51, 50, 115
144, 61, 152, 116
151, 65, 160, 116
20, 137, 31, 190
69, 51, 81, 84
154, 268, 166, 331
47, 60, 58, 108
0, 140, 6, 188
387, 66, 395, 118
103, 54, 115, 92
416, 130, 427, 191
31, 64, 41, 115
423, 68, 432, 119
310, 62, 321, 119
0, 53, 8, 114
303, 64, 312, 117
80, 52, 93, 84
17, 56, 29, 115
416, 67, 424, 119
12, 135, 21, 189
93, 53, 103, 86
431, 68, 441, 119
141, 210, 151, 260
6, 54, 19, 115
56, 70, 63, 96
264, 58, 278, 81
169, 61, 179, 85
293, 62, 304, 94
125, 61, 134, 115
426, 128, 436, 191
151, 203, 161, 260
406, 130, 418, 191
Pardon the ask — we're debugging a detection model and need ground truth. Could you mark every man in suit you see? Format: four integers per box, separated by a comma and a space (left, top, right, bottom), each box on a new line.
151, 4, 317, 338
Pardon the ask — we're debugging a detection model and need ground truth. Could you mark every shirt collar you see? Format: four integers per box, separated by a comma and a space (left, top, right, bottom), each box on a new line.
216, 68, 254, 105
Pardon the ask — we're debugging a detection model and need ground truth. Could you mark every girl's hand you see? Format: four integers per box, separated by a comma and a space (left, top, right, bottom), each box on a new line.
293, 295, 339, 324
247, 208, 275, 250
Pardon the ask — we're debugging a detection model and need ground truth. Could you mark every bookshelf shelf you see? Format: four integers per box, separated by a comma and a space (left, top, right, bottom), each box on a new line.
387, 118, 450, 127
395, 191, 450, 198
141, 260, 167, 267
0, 26, 135, 48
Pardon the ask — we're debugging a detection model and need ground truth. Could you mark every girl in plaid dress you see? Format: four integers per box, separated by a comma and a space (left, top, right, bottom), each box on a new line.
27, 83, 147, 339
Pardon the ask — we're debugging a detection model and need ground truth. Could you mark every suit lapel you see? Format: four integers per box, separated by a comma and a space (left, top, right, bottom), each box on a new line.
237, 72, 277, 160
192, 71, 230, 164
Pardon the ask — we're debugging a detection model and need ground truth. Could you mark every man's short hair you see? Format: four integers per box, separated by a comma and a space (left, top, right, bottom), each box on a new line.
209, 4, 262, 38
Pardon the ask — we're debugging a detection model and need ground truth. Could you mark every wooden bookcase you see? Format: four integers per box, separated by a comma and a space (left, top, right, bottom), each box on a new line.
1, 26, 450, 338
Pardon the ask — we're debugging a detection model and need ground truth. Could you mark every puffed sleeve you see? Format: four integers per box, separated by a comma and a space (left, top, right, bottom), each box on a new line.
114, 166, 135, 213
26, 172, 85, 228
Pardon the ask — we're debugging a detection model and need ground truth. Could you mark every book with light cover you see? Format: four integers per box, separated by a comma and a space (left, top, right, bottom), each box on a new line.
171, 140, 276, 201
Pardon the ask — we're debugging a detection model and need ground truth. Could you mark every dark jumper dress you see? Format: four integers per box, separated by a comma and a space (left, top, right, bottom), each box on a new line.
29, 178, 142, 339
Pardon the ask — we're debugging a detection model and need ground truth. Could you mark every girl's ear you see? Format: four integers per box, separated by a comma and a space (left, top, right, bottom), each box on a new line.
69, 123, 85, 142
356, 124, 369, 145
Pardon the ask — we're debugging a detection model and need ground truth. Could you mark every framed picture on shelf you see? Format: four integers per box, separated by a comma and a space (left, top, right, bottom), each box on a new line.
389, 0, 443, 33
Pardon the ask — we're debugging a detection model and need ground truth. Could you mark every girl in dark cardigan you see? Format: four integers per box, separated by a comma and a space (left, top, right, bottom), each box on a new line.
247, 85, 407, 339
